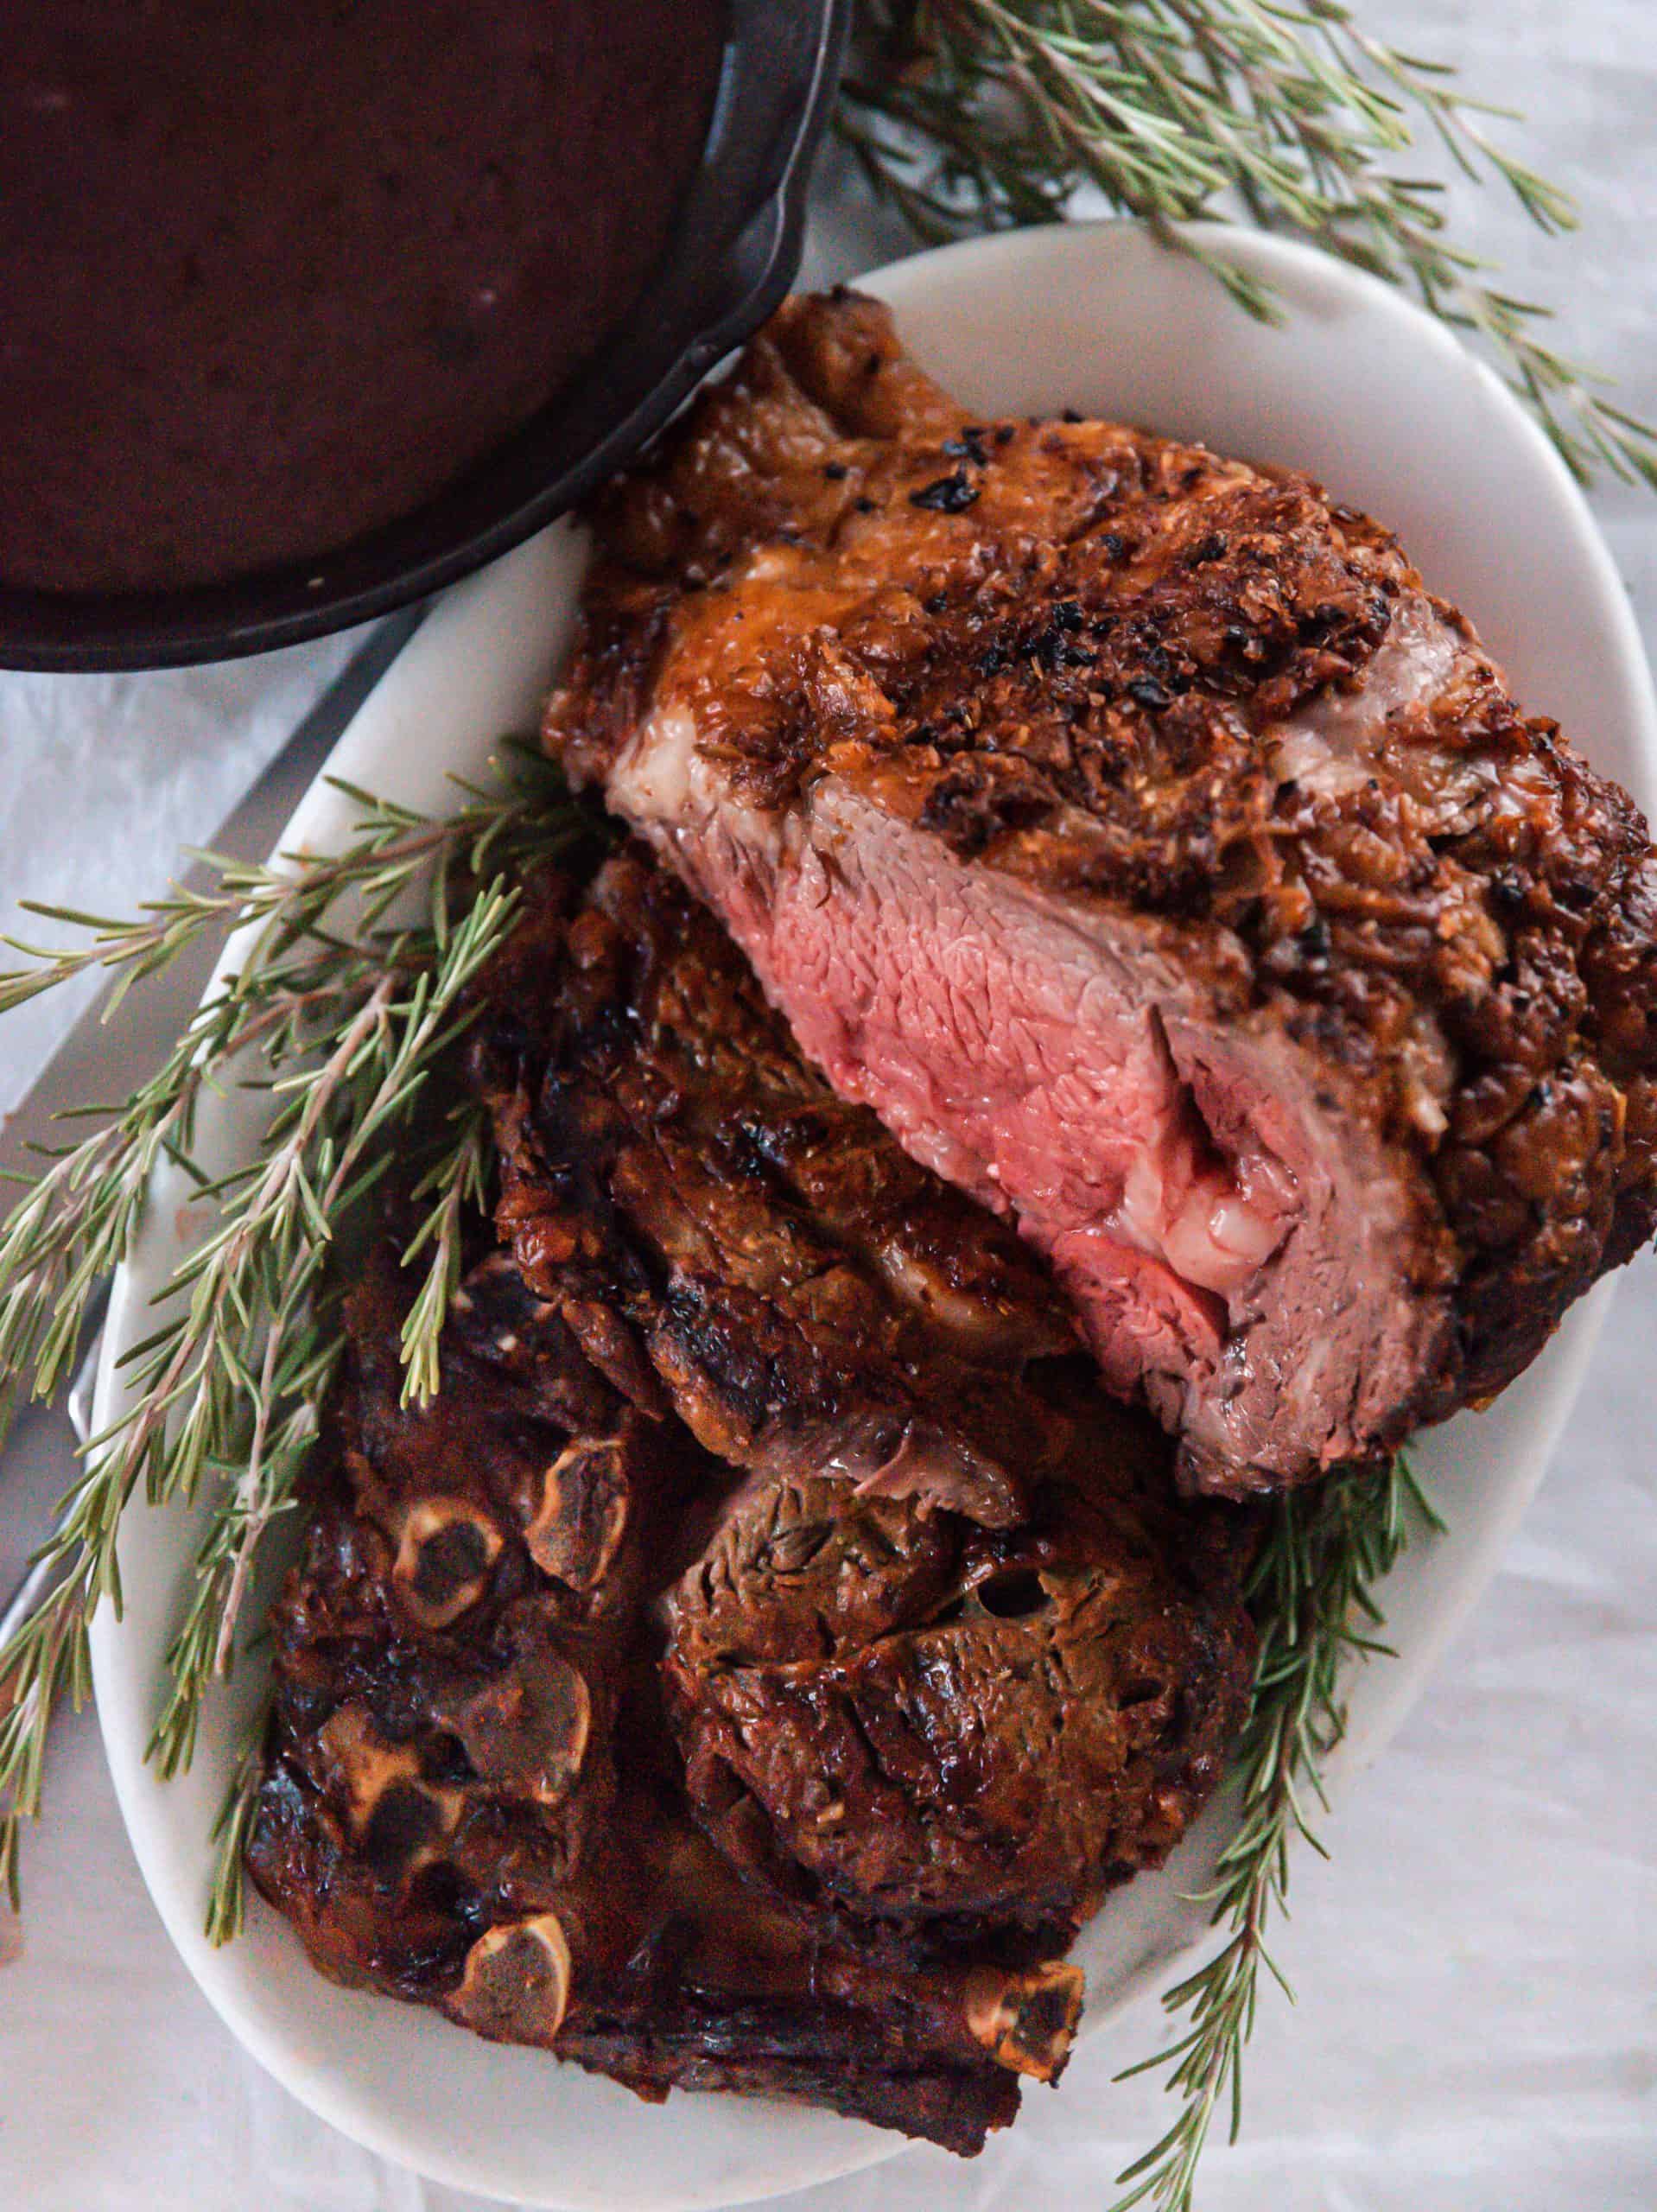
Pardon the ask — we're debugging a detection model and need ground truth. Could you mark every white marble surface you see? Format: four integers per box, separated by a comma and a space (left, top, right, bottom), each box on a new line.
2, 6, 1654, 2205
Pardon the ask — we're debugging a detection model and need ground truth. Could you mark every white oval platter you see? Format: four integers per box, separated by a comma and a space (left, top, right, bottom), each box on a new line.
89, 221, 1657, 2209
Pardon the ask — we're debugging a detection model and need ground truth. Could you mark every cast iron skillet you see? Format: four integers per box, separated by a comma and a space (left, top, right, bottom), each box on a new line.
0, 0, 849, 672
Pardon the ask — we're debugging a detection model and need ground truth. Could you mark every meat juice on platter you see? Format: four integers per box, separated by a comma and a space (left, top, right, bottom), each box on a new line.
0, 1, 724, 594
250, 294, 1657, 2152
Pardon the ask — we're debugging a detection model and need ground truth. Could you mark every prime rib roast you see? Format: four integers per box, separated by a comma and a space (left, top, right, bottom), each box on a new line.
255, 284, 1656, 2142
546, 289, 1657, 1495
250, 852, 1255, 2153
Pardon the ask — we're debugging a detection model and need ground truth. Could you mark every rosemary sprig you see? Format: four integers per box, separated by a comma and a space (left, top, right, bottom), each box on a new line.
843, 0, 1657, 488
1108, 1452, 1444, 2210
398, 1100, 495, 1409
205, 1700, 270, 1948
0, 753, 596, 1905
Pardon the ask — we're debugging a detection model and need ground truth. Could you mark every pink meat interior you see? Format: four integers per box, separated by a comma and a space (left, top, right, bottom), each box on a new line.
617, 747, 1430, 1485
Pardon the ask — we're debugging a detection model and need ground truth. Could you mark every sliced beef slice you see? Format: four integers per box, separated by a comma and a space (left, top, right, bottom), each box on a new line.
664, 1459, 1254, 1937
544, 287, 1657, 1494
